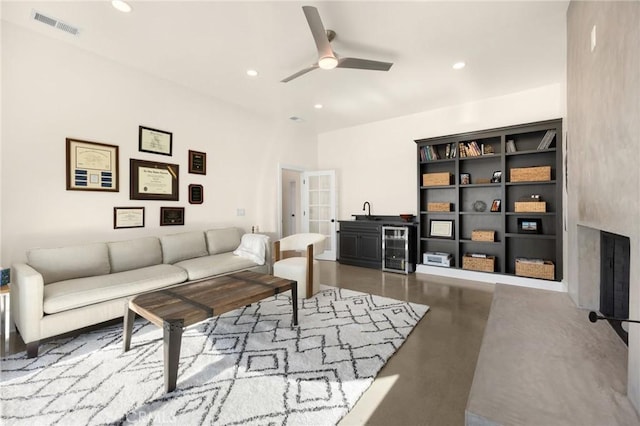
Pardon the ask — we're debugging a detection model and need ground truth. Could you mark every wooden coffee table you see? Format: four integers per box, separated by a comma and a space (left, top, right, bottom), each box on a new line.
123, 271, 297, 393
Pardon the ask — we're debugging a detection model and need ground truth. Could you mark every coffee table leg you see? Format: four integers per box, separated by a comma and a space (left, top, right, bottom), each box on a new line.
123, 302, 135, 352
163, 319, 184, 393
291, 281, 298, 326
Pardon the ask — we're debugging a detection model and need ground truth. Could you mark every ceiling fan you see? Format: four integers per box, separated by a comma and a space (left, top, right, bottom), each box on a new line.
281, 6, 393, 83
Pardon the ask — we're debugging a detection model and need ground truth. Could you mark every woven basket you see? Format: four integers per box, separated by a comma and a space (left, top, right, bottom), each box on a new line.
462, 255, 495, 272
514, 201, 547, 212
423, 172, 452, 186
515, 259, 555, 280
510, 166, 551, 182
427, 202, 451, 212
471, 230, 495, 242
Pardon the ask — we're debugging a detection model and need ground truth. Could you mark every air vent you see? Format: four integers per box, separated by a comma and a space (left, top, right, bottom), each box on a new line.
32, 10, 80, 36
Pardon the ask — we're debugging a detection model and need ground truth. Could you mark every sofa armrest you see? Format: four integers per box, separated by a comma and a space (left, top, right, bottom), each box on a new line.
11, 263, 44, 344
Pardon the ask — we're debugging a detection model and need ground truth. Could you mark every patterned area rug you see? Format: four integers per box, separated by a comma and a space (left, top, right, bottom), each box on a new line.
1, 286, 428, 425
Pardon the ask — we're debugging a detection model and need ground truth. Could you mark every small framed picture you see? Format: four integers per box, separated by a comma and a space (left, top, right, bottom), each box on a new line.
490, 199, 501, 212
160, 207, 184, 226
491, 170, 502, 183
460, 173, 471, 185
188, 184, 203, 204
518, 218, 542, 234
429, 219, 455, 239
139, 126, 172, 156
188, 150, 206, 175
113, 207, 145, 229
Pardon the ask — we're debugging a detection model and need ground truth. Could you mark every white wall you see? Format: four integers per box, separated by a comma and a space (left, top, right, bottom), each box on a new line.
1, 23, 317, 266
317, 84, 566, 221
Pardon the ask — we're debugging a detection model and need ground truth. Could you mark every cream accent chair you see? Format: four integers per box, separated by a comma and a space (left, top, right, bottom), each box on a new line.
273, 233, 326, 299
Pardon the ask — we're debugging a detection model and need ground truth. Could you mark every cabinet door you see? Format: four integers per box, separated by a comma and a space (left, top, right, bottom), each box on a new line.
339, 231, 359, 259
359, 233, 382, 262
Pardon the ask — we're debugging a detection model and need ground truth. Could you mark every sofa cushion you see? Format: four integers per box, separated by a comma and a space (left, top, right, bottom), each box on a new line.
28, 243, 110, 285
43, 264, 188, 314
174, 252, 259, 281
160, 231, 208, 264
206, 227, 242, 255
108, 237, 162, 273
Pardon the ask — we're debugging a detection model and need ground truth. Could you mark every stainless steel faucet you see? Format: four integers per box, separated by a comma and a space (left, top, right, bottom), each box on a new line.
362, 201, 371, 218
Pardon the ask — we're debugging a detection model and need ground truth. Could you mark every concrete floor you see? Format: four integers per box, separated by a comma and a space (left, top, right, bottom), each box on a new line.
3, 261, 495, 425
319, 262, 495, 426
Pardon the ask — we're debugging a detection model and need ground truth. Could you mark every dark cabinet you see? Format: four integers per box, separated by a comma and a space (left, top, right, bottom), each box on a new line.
338, 221, 382, 269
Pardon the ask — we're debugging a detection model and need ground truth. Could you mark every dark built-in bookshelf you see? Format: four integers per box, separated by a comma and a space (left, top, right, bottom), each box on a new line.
415, 119, 563, 281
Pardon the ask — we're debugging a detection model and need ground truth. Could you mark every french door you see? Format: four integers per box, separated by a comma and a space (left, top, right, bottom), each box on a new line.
302, 170, 336, 261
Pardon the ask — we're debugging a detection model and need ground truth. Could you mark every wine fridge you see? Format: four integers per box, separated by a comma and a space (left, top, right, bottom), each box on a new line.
382, 225, 415, 274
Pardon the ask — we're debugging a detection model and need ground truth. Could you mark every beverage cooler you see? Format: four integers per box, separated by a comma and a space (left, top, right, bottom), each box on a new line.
382, 225, 415, 274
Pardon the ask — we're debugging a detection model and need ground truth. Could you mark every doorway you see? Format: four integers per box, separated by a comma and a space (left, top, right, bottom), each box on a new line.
280, 168, 302, 238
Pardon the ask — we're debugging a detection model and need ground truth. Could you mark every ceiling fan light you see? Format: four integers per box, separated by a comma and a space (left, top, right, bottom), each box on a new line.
318, 56, 338, 70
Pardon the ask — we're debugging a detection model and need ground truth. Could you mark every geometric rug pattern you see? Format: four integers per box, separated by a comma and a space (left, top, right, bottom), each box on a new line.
0, 286, 428, 425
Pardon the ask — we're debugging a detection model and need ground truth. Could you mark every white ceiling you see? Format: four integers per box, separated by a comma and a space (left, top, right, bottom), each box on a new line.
2, 1, 569, 133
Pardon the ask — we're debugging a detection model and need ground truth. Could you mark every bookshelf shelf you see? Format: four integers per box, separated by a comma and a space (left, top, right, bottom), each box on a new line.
415, 119, 563, 280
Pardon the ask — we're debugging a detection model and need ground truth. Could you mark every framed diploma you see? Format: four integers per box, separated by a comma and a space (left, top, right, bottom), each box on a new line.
160, 207, 184, 226
139, 126, 172, 156
189, 184, 204, 204
113, 207, 145, 229
66, 138, 119, 192
429, 219, 455, 239
130, 159, 179, 201
188, 150, 206, 175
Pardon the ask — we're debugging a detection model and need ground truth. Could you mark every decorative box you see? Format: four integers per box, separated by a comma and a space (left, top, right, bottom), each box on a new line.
515, 259, 555, 280
422, 172, 452, 186
471, 230, 495, 242
514, 201, 547, 212
427, 202, 451, 212
462, 254, 495, 272
510, 166, 551, 182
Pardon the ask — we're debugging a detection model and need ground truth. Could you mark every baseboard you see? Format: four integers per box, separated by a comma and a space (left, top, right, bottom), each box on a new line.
415, 264, 567, 292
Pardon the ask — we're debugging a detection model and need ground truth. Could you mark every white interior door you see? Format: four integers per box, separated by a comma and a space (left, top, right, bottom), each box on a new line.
302, 170, 337, 261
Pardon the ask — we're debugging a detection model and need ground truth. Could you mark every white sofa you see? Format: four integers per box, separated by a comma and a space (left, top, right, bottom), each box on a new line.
11, 227, 270, 358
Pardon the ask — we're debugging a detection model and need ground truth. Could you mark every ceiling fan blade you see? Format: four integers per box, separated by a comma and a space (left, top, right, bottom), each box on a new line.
337, 57, 393, 71
281, 64, 319, 83
302, 6, 334, 59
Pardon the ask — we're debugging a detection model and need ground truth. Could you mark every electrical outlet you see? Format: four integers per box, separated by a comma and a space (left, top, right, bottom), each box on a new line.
591, 25, 596, 52
236, 208, 245, 216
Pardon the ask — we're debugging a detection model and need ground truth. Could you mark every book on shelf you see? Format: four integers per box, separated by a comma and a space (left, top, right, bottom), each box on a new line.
537, 130, 556, 150
506, 139, 517, 153
470, 253, 487, 258
445, 143, 451, 158
516, 257, 544, 264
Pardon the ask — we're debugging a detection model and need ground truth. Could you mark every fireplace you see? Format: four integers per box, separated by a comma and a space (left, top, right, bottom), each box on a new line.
600, 231, 631, 344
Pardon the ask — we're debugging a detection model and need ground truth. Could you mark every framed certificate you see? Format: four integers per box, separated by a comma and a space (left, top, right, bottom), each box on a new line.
429, 219, 454, 239
130, 159, 179, 201
139, 126, 172, 156
188, 150, 206, 175
66, 138, 119, 192
113, 207, 145, 229
160, 207, 184, 226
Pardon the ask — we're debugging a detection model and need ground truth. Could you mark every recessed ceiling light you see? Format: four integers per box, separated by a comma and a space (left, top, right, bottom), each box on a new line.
314, 104, 323, 109
453, 61, 466, 70
112, 0, 132, 13
246, 69, 259, 77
